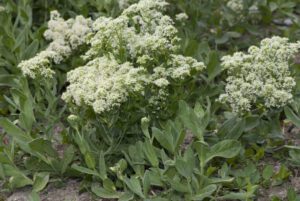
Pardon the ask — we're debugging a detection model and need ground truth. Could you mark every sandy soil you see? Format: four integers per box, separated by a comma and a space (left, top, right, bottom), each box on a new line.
3, 180, 101, 201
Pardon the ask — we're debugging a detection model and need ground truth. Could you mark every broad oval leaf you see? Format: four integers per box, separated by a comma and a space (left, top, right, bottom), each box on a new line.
0, 117, 31, 142
175, 147, 195, 179
191, 184, 217, 200
124, 177, 145, 198
284, 106, 300, 128
9, 174, 33, 189
91, 185, 120, 199
205, 140, 241, 164
178, 100, 204, 141
217, 117, 245, 140
152, 127, 174, 153
33, 172, 49, 192
29, 138, 58, 158
142, 140, 159, 167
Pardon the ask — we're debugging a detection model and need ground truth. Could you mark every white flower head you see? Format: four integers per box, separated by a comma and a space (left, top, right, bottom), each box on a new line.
175, 13, 188, 22
18, 11, 92, 79
62, 56, 147, 114
227, 0, 244, 13
220, 36, 300, 114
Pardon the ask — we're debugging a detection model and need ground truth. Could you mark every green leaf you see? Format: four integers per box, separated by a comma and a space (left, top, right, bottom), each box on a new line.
143, 140, 159, 167
209, 177, 234, 184
193, 141, 209, 174
0, 117, 31, 143
285, 145, 300, 150
91, 185, 120, 199
61, 145, 75, 174
244, 115, 260, 131
284, 106, 300, 128
191, 184, 217, 200
170, 178, 190, 193
218, 117, 245, 139
207, 51, 221, 80
110, 158, 128, 177
288, 149, 300, 166
227, 31, 241, 38
159, 120, 186, 153
205, 140, 241, 164
29, 138, 58, 158
143, 170, 151, 195
175, 147, 195, 179
178, 101, 204, 141
281, 2, 296, 9
0, 153, 11, 164
33, 172, 49, 192
274, 165, 290, 181
175, 158, 191, 179
195, 140, 241, 171
103, 178, 116, 192
0, 165, 4, 180
262, 165, 273, 180
215, 34, 229, 44
220, 192, 250, 200
23, 157, 52, 172
184, 39, 199, 57
124, 177, 145, 198
11, 85, 35, 131
99, 151, 107, 180
84, 151, 96, 169
12, 30, 25, 50
153, 127, 173, 153
219, 184, 257, 200
71, 164, 99, 177
22, 39, 39, 59
287, 187, 297, 201
9, 174, 33, 189
144, 169, 163, 187
194, 102, 205, 119
119, 191, 134, 201
0, 74, 17, 87
269, 2, 278, 12
170, 120, 186, 152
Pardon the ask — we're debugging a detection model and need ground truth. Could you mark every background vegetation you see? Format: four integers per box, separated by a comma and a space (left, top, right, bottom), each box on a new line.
0, 0, 300, 200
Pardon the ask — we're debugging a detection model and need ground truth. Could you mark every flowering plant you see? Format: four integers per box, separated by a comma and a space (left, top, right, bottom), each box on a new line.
219, 36, 300, 114
18, 0, 206, 132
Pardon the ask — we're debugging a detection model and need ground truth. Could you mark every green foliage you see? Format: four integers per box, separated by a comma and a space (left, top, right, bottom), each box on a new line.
1, 0, 300, 200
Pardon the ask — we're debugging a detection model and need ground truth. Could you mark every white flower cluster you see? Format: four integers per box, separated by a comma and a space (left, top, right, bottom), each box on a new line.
168, 54, 205, 79
84, 0, 179, 63
61, 0, 205, 114
0, 6, 5, 12
226, 0, 244, 14
18, 11, 92, 79
62, 56, 147, 114
175, 13, 188, 22
219, 36, 300, 114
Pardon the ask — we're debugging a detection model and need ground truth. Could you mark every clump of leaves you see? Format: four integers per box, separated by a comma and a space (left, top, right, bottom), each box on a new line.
86, 101, 243, 200
1, 0, 300, 200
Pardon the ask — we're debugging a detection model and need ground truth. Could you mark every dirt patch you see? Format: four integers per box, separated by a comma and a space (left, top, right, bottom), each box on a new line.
284, 123, 300, 145
5, 180, 101, 201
